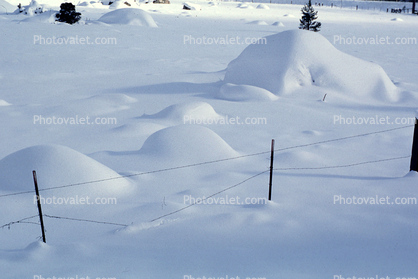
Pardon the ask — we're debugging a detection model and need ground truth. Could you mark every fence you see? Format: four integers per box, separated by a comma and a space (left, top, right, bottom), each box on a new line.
1, 120, 417, 243
222, 0, 417, 14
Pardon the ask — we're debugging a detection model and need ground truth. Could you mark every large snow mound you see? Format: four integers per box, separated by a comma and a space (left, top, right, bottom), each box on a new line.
0, 145, 133, 195
141, 101, 223, 123
138, 125, 239, 162
224, 29, 399, 102
98, 8, 157, 27
0, 0, 15, 13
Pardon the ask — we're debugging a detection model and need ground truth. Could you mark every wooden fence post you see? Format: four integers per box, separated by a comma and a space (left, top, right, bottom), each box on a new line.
33, 171, 46, 243
268, 139, 275, 201
410, 118, 418, 172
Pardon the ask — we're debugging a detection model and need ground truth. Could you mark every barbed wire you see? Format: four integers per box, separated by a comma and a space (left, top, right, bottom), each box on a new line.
149, 170, 269, 222
0, 215, 39, 230
273, 156, 411, 171
0, 124, 412, 199
0, 170, 268, 229
0, 153, 413, 230
43, 214, 129, 227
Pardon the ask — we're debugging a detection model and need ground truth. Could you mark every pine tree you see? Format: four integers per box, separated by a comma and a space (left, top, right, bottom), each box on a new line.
299, 0, 321, 32
55, 2, 81, 25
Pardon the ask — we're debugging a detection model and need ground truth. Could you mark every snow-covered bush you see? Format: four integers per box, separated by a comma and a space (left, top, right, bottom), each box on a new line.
17, 0, 46, 15
55, 2, 81, 24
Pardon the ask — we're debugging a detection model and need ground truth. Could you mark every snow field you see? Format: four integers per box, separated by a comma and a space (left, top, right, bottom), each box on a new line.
0, 0, 417, 278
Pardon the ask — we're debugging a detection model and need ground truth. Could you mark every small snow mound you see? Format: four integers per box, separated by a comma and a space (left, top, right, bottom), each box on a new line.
283, 14, 295, 17
391, 18, 403, 22
247, 20, 268, 25
78, 1, 92, 6
19, 11, 56, 23
109, 0, 137, 9
54, 93, 136, 117
0, 145, 133, 195
224, 29, 399, 103
237, 3, 253, 9
256, 3, 269, 9
218, 83, 278, 102
139, 125, 239, 162
142, 101, 223, 123
404, 171, 418, 178
118, 220, 165, 234
272, 21, 284, 26
0, 99, 11, 106
98, 8, 157, 27
183, 2, 201, 10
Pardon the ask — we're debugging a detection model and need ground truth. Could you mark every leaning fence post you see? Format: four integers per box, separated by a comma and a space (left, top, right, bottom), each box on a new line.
33, 171, 46, 243
268, 139, 275, 201
410, 118, 418, 172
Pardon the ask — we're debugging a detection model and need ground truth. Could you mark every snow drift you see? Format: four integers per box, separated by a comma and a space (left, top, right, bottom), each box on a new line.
138, 125, 239, 163
98, 8, 157, 27
141, 101, 223, 123
0, 145, 133, 195
0, 0, 15, 13
218, 83, 278, 102
223, 29, 399, 102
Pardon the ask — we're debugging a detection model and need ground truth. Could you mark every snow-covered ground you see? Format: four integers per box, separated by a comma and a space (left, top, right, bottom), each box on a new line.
0, 0, 417, 278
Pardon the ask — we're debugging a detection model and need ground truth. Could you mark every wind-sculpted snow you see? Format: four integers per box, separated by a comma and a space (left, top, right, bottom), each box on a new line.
224, 29, 400, 103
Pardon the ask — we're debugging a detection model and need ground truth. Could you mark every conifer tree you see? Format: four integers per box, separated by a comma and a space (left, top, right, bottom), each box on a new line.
55, 2, 81, 25
299, 0, 321, 32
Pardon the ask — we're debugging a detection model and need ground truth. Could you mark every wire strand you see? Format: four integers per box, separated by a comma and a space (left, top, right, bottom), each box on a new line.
273, 156, 410, 171
0, 124, 412, 199
0, 215, 39, 229
43, 215, 129, 227
149, 170, 269, 222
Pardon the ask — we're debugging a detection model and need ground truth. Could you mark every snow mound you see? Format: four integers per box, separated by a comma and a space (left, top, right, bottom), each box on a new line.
0, 99, 11, 106
223, 29, 399, 102
20, 11, 56, 23
0, 145, 133, 195
247, 20, 268, 25
218, 83, 278, 102
391, 18, 403, 22
0, 0, 15, 13
98, 8, 157, 27
141, 101, 223, 123
183, 2, 201, 10
256, 3, 269, 9
138, 125, 239, 162
283, 14, 295, 17
109, 0, 138, 9
237, 3, 253, 9
272, 21, 284, 26
60, 93, 137, 116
